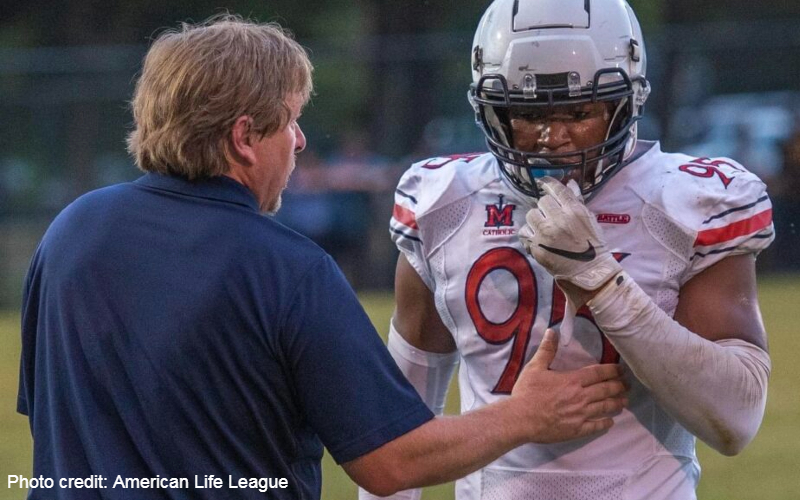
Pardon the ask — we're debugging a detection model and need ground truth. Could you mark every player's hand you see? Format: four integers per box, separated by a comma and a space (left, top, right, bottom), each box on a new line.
518, 177, 622, 300
511, 328, 628, 443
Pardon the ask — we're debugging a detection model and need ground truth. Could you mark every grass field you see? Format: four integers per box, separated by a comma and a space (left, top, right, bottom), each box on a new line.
2, 275, 799, 499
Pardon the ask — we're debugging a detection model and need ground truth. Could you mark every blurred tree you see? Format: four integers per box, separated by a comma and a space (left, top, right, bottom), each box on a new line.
664, 0, 800, 22
628, 0, 664, 32
0, 0, 334, 46
0, 0, 370, 193
2, 0, 798, 164
368, 0, 449, 156
654, 0, 800, 142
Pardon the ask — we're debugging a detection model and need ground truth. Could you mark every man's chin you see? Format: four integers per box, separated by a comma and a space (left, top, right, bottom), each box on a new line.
263, 195, 282, 216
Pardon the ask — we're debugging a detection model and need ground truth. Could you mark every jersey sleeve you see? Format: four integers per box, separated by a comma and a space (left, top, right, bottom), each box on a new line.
390, 164, 434, 290
655, 157, 775, 284
390, 153, 493, 291
279, 255, 434, 464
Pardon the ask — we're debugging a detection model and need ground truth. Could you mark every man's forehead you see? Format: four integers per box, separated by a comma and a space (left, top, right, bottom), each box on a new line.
282, 92, 308, 117
510, 101, 610, 114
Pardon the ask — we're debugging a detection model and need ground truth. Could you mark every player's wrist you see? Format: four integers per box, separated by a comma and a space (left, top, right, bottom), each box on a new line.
585, 271, 646, 332
555, 276, 612, 308
554, 252, 623, 301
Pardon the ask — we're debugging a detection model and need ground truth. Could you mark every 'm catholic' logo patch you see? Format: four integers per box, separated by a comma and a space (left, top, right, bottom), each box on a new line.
485, 195, 515, 227
483, 195, 516, 236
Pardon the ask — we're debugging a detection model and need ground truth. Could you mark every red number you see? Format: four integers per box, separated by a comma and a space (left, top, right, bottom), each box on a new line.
466, 248, 625, 393
422, 153, 482, 169
466, 248, 537, 394
693, 157, 744, 171
679, 157, 742, 188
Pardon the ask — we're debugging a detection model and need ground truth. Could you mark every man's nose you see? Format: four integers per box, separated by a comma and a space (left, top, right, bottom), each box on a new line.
295, 124, 306, 153
536, 120, 570, 151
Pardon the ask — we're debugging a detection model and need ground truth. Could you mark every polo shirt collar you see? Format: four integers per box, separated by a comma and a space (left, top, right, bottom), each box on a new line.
135, 173, 261, 212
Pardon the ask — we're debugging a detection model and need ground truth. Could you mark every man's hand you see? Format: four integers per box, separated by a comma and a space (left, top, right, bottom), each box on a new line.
345, 328, 628, 495
518, 177, 622, 303
510, 328, 628, 443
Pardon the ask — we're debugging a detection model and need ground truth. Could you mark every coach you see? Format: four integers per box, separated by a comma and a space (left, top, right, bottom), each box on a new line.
17, 15, 627, 500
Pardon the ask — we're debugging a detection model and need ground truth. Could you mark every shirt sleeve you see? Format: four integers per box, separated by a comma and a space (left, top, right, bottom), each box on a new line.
18, 244, 42, 417
682, 173, 774, 283
390, 166, 434, 290
279, 255, 434, 464
17, 363, 28, 416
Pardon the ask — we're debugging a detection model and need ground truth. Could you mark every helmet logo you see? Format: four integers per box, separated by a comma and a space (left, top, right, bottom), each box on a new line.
629, 39, 641, 62
473, 45, 484, 72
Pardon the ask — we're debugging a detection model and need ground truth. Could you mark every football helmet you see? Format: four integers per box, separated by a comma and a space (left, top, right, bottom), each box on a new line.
469, 0, 650, 198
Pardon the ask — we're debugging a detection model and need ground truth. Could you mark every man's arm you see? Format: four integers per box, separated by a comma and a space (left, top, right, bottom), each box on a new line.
672, 254, 767, 349
358, 255, 460, 500
353, 254, 628, 497
583, 254, 770, 456
393, 254, 457, 354
345, 323, 626, 496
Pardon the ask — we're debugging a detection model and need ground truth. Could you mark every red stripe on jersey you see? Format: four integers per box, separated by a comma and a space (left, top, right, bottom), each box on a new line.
694, 209, 772, 247
393, 204, 418, 230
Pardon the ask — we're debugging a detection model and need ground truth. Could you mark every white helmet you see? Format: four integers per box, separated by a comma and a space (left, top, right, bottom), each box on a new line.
469, 0, 650, 198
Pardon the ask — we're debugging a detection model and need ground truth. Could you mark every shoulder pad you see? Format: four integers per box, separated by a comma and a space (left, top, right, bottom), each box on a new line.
632, 151, 774, 280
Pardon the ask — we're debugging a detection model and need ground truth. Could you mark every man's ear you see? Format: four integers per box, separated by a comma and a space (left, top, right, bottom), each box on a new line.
228, 115, 257, 167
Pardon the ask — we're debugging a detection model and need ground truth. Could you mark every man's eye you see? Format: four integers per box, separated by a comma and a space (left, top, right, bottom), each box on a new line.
513, 112, 540, 121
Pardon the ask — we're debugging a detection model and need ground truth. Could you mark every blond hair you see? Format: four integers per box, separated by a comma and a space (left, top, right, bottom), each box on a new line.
127, 14, 313, 179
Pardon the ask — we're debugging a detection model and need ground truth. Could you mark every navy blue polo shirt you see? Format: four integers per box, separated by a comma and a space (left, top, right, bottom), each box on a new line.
18, 173, 433, 499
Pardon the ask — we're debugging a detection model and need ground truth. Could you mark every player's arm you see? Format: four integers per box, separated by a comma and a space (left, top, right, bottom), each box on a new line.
585, 255, 769, 456
393, 253, 457, 354
390, 253, 459, 414
672, 254, 766, 348
358, 254, 459, 500
520, 177, 771, 456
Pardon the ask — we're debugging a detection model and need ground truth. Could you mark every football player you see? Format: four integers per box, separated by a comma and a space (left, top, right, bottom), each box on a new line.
361, 0, 774, 499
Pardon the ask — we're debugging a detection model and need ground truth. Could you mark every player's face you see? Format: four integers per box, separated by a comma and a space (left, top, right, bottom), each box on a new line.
509, 102, 613, 183
253, 93, 307, 214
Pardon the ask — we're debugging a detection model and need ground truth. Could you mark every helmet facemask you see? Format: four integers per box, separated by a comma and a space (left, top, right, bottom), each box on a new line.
470, 69, 646, 199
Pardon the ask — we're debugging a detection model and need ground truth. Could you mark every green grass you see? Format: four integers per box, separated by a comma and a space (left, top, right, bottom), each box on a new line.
0, 312, 33, 497
2, 276, 799, 499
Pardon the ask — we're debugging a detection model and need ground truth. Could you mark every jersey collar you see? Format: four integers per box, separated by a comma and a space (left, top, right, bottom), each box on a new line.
134, 173, 261, 212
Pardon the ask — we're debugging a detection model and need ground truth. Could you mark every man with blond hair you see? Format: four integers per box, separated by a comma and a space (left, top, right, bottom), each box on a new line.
18, 15, 626, 499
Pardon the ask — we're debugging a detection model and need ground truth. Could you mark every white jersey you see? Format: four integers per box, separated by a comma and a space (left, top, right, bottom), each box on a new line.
390, 142, 774, 500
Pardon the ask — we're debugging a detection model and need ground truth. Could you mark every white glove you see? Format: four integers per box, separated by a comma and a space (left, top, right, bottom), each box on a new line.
518, 177, 621, 291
